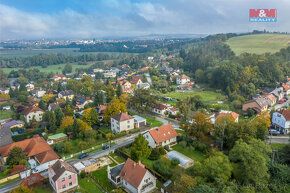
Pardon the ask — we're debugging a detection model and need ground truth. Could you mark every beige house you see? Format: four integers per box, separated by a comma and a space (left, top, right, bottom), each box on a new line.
242, 98, 268, 113
58, 90, 74, 101
176, 74, 190, 85
22, 106, 45, 123
111, 113, 134, 134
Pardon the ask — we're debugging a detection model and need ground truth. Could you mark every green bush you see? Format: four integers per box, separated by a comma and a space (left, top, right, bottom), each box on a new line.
159, 147, 167, 155
12, 128, 44, 142
3, 169, 10, 176
164, 145, 170, 151
153, 160, 173, 179
149, 148, 160, 160
193, 142, 208, 153
171, 158, 180, 166
180, 141, 187, 148
80, 171, 86, 178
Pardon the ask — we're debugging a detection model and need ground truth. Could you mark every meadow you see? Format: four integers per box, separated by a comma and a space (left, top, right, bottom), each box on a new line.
162, 90, 227, 101
226, 34, 290, 55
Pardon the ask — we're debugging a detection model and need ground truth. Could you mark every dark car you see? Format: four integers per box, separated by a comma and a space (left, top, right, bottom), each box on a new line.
78, 153, 88, 159
269, 129, 280, 136
102, 144, 110, 150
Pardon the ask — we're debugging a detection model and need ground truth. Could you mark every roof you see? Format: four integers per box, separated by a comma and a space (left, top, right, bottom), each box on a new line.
0, 136, 59, 163
119, 158, 147, 189
22, 106, 44, 116
278, 109, 290, 121
178, 74, 190, 79
53, 74, 66, 78
266, 94, 276, 102
0, 127, 13, 147
148, 124, 178, 143
51, 160, 77, 182
110, 163, 125, 178
154, 103, 167, 110
216, 112, 239, 121
48, 133, 67, 140
10, 165, 26, 175
21, 173, 45, 187
2, 120, 24, 129
263, 87, 275, 93
133, 115, 146, 123
96, 105, 106, 114
283, 84, 290, 91
111, 112, 134, 122
131, 76, 143, 85
59, 90, 74, 96
244, 98, 268, 108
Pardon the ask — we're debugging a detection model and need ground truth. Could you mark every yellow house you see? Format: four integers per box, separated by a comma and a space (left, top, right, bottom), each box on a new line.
58, 90, 74, 101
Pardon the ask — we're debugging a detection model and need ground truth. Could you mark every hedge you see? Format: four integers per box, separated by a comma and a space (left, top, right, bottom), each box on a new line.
12, 128, 44, 142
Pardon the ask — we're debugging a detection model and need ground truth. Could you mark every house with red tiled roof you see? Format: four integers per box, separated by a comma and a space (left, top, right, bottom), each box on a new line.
48, 160, 78, 193
0, 136, 59, 170
215, 111, 239, 123
53, 74, 67, 82
272, 109, 290, 134
153, 103, 168, 115
22, 106, 45, 123
108, 158, 156, 193
282, 84, 290, 95
143, 124, 178, 148
131, 75, 143, 86
176, 74, 190, 85
111, 113, 134, 133
119, 80, 132, 90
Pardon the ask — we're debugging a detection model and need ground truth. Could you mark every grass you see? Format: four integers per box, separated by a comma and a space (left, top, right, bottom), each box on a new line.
128, 111, 163, 128
172, 144, 205, 162
32, 183, 52, 193
78, 176, 103, 193
91, 163, 117, 192
227, 34, 290, 55
271, 143, 288, 149
110, 153, 126, 163
0, 110, 15, 120
176, 129, 186, 135
162, 90, 226, 101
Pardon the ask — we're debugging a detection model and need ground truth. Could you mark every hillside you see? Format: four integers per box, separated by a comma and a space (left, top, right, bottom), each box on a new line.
226, 34, 290, 55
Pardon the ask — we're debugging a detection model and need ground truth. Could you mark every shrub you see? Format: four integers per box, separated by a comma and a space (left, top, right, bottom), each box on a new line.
171, 158, 180, 166
80, 171, 86, 178
3, 169, 10, 176
149, 148, 160, 160
153, 160, 173, 179
159, 147, 166, 155
180, 141, 187, 148
188, 145, 195, 152
19, 159, 27, 165
164, 145, 170, 151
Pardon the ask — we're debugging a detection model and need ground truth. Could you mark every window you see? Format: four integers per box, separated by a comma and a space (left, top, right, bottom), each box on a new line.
62, 185, 66, 189
127, 121, 130, 123
68, 175, 72, 179
128, 125, 130, 128
69, 182, 73, 186
62, 177, 65, 182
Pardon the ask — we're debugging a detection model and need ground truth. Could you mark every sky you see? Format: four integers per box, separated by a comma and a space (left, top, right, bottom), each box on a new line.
0, 0, 289, 40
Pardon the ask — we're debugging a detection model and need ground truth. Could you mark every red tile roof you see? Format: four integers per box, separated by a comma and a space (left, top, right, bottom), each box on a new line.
216, 112, 239, 121
0, 137, 59, 164
22, 106, 44, 116
283, 84, 290, 91
179, 74, 190, 79
148, 124, 178, 143
154, 103, 167, 110
111, 113, 134, 122
119, 158, 147, 189
278, 109, 290, 121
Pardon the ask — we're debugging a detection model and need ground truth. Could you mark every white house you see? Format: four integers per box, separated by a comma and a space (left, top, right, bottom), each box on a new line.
167, 107, 178, 116
0, 88, 9, 94
25, 83, 35, 91
143, 124, 178, 148
111, 113, 134, 134
48, 160, 78, 193
283, 84, 290, 95
153, 103, 168, 116
22, 106, 45, 123
93, 68, 104, 73
104, 71, 117, 78
36, 90, 46, 98
108, 158, 156, 193
272, 109, 290, 134
176, 74, 190, 85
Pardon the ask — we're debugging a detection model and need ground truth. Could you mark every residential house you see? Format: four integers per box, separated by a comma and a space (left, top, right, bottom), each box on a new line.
36, 90, 46, 98
48, 160, 78, 193
143, 124, 178, 148
104, 71, 117, 78
53, 74, 67, 82
73, 158, 102, 174
270, 87, 284, 101
214, 111, 239, 123
25, 83, 35, 91
264, 94, 277, 107
263, 87, 275, 94
93, 68, 104, 73
96, 105, 106, 120
22, 106, 45, 123
2, 106, 11, 111
176, 74, 190, 85
242, 98, 268, 113
47, 133, 68, 145
108, 158, 156, 193
136, 83, 150, 89
272, 109, 290, 134
153, 103, 168, 115
48, 102, 66, 111
111, 113, 134, 134
166, 107, 179, 116
2, 120, 24, 129
119, 80, 132, 90
0, 136, 59, 168
123, 87, 134, 94
282, 84, 290, 95
131, 76, 143, 86
0, 88, 9, 94
76, 97, 93, 109
58, 90, 74, 100
177, 82, 194, 90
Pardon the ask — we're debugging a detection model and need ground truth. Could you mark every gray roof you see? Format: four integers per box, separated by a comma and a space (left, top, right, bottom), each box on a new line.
110, 163, 124, 178
0, 127, 13, 147
270, 87, 284, 97
2, 120, 24, 129
133, 115, 146, 123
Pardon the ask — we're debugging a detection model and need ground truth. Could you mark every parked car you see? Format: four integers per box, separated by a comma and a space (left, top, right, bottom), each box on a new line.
78, 153, 88, 159
102, 144, 110, 150
269, 129, 280, 136
278, 99, 285, 104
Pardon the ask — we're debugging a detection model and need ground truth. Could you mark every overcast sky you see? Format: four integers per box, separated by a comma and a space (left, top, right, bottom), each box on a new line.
0, 0, 289, 40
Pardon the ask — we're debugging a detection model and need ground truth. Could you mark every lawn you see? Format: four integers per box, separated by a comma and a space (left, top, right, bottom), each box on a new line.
78, 176, 103, 193
172, 144, 205, 162
0, 110, 15, 120
32, 183, 53, 193
162, 90, 226, 101
91, 163, 117, 192
271, 143, 288, 149
227, 34, 290, 55
128, 111, 163, 128
110, 153, 126, 164
175, 129, 186, 135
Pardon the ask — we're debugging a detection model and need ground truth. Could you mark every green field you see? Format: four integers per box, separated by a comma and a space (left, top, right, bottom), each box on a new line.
0, 110, 15, 120
227, 34, 290, 55
172, 144, 205, 162
162, 90, 226, 101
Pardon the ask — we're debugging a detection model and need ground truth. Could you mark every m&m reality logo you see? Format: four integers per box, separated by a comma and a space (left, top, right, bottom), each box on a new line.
249, 9, 277, 22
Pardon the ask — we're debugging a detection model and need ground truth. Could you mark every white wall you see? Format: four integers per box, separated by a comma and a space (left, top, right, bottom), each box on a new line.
138, 171, 156, 193
272, 112, 287, 129
143, 132, 156, 148
122, 179, 138, 193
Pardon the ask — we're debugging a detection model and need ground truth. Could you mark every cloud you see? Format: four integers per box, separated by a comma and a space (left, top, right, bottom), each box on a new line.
0, 0, 289, 40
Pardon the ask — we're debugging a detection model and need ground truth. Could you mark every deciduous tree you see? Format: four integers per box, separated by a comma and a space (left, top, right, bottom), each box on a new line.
130, 134, 151, 162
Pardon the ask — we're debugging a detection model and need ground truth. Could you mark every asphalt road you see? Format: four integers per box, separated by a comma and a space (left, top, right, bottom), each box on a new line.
267, 135, 290, 144
272, 95, 290, 111
0, 179, 22, 193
